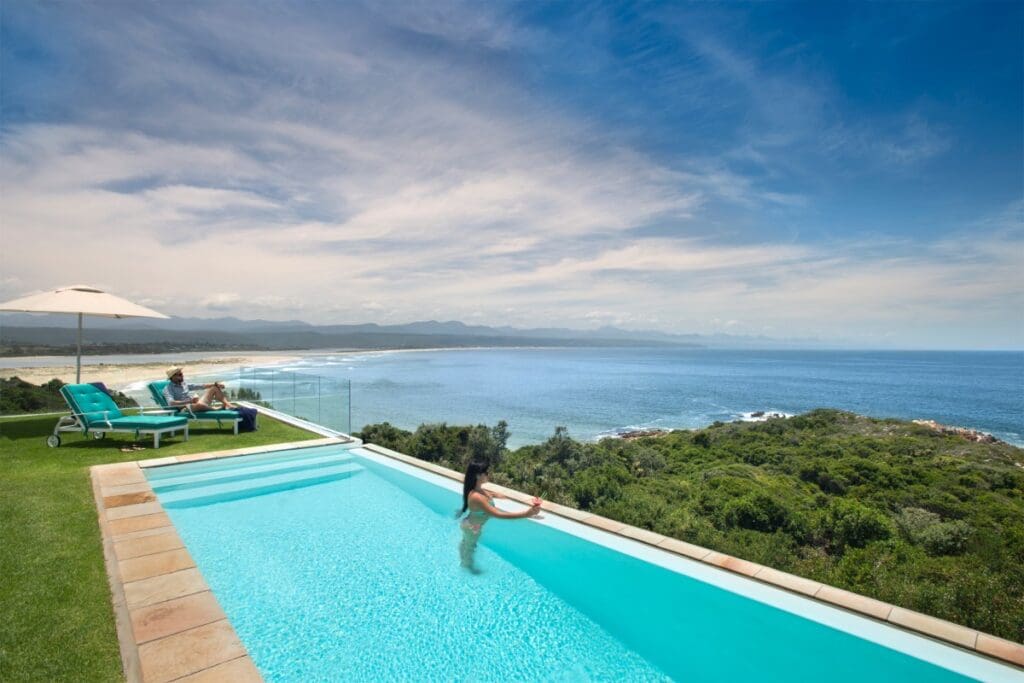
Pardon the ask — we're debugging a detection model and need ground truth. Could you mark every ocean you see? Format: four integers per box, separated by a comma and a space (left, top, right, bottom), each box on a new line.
269, 348, 1024, 449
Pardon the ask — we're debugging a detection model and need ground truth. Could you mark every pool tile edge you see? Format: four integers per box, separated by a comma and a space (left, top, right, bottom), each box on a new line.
91, 462, 265, 683
976, 634, 1024, 668
90, 465, 144, 683
136, 436, 347, 468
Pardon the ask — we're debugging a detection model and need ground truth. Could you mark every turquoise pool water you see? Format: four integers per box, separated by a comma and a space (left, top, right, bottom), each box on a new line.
146, 445, 1013, 682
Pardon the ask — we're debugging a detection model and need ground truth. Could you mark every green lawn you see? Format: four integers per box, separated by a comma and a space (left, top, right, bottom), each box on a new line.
0, 413, 320, 682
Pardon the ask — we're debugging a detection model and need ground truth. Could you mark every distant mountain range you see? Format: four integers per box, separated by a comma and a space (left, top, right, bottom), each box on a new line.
0, 313, 835, 352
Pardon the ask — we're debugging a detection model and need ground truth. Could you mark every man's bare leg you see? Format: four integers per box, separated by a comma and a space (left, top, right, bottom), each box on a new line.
198, 386, 235, 410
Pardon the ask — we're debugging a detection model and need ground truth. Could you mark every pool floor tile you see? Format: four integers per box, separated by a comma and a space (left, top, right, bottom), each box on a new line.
120, 547, 196, 583
109, 512, 172, 537
125, 567, 209, 609
131, 591, 227, 645
138, 619, 246, 683
175, 655, 263, 682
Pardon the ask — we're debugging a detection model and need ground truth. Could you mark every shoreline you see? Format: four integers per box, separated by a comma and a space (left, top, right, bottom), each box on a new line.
0, 354, 303, 389
0, 345, 570, 389
0, 346, 514, 390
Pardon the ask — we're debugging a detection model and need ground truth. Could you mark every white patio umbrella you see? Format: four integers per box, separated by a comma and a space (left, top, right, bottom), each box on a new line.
0, 285, 169, 383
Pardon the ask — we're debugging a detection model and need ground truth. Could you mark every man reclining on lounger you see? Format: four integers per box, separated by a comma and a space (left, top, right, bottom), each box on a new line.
163, 366, 236, 411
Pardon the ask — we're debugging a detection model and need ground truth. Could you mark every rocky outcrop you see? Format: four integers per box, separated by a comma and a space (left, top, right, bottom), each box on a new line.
618, 428, 672, 440
912, 419, 1002, 444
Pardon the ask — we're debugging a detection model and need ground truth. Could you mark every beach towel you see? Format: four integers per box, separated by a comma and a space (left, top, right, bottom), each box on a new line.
237, 406, 259, 432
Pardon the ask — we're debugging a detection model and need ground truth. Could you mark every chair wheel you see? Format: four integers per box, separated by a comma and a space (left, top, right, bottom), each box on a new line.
47, 435, 61, 448
93, 432, 105, 440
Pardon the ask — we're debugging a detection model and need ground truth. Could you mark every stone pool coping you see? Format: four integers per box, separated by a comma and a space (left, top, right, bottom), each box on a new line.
92, 437, 1023, 682
91, 436, 350, 683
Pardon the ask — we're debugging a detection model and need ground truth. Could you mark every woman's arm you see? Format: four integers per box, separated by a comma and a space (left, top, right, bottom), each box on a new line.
482, 485, 505, 500
472, 492, 539, 519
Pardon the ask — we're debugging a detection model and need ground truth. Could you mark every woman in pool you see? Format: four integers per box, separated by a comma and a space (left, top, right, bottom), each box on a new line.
458, 460, 540, 573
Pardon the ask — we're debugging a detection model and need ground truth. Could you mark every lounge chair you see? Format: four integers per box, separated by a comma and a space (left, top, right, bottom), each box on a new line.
49, 383, 188, 448
147, 380, 245, 435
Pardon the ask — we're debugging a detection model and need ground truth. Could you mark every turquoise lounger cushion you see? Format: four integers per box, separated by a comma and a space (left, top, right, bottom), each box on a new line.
107, 415, 188, 430
61, 384, 187, 430
62, 383, 124, 425
148, 380, 173, 407
187, 409, 239, 420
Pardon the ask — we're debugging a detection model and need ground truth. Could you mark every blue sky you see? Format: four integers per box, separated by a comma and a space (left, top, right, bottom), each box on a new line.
1, 1, 1021, 348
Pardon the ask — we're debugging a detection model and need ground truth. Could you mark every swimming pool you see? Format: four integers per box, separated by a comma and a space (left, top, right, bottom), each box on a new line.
144, 444, 1018, 682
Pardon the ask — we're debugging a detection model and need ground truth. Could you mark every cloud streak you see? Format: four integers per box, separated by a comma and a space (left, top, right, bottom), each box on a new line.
1, 1, 1020, 348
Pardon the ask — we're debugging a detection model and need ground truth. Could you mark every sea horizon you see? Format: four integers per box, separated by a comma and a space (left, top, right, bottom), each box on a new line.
3, 343, 1022, 368
5, 346, 1021, 448
250, 347, 1024, 449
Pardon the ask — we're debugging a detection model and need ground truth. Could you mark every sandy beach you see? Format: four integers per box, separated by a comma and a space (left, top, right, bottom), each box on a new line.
0, 354, 301, 390
0, 346, 503, 391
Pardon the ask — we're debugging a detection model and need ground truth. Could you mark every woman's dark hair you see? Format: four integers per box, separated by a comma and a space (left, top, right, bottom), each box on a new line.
459, 460, 490, 516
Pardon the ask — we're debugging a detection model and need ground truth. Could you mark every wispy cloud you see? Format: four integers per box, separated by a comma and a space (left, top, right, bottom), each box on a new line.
0, 1, 1020, 348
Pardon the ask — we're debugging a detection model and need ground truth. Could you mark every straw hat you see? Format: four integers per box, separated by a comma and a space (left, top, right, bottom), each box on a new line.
166, 366, 184, 379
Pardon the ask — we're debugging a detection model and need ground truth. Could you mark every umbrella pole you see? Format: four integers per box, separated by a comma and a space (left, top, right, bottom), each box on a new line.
76, 312, 82, 383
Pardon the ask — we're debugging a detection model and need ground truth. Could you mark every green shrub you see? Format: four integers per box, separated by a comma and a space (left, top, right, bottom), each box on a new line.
406, 424, 449, 463
895, 507, 941, 538
630, 447, 667, 477
0, 377, 136, 414
820, 499, 892, 552
722, 493, 791, 533
799, 463, 849, 494
355, 421, 411, 452
918, 521, 973, 556
570, 464, 630, 509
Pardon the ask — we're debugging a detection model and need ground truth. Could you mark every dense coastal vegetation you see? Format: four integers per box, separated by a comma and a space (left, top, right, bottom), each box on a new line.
358, 410, 1024, 641
0, 341, 255, 357
0, 377, 137, 414
0, 377, 266, 414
